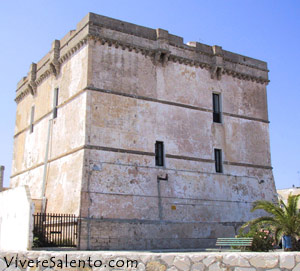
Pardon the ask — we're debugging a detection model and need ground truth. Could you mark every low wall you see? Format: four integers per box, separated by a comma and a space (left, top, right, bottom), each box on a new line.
0, 186, 34, 250
0, 251, 299, 271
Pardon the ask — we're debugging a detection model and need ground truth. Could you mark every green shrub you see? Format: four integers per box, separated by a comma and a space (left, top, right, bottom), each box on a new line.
237, 225, 274, 252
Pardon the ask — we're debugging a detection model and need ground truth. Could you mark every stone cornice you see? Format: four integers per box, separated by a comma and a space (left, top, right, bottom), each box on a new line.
15, 13, 269, 103
15, 37, 88, 103
87, 33, 269, 85
10, 143, 272, 179
59, 38, 88, 65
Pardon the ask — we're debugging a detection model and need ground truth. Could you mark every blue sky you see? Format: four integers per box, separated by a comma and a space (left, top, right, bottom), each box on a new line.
0, 0, 299, 189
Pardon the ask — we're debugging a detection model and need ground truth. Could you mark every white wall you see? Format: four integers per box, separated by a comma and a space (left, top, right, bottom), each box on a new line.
0, 186, 34, 250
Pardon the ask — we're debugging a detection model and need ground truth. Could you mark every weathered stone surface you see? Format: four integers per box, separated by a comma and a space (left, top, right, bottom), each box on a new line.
280, 254, 295, 269
293, 263, 300, 271
161, 255, 175, 266
203, 256, 218, 266
137, 262, 146, 271
26, 267, 41, 271
139, 254, 154, 264
249, 255, 278, 268
0, 259, 6, 270
223, 254, 250, 267
173, 256, 190, 270
146, 261, 167, 271
296, 255, 300, 262
191, 262, 205, 271
92, 267, 108, 271
208, 262, 225, 271
37, 255, 51, 263
234, 268, 256, 271
189, 254, 206, 263
5, 267, 21, 271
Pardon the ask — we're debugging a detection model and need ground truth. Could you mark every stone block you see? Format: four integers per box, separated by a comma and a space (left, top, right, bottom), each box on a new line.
161, 255, 175, 266
293, 263, 300, 271
146, 261, 167, 271
223, 254, 250, 267
191, 262, 205, 271
280, 254, 295, 269
249, 255, 278, 268
189, 254, 206, 263
234, 268, 256, 271
208, 262, 226, 271
203, 256, 218, 266
173, 256, 190, 270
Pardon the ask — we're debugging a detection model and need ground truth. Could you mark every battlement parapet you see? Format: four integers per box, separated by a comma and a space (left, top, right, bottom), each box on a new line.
15, 12, 269, 103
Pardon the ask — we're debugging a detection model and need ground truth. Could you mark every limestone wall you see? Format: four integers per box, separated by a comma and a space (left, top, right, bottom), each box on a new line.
0, 251, 299, 271
79, 150, 272, 249
0, 186, 34, 250
90, 43, 269, 122
79, 28, 276, 249
88, 42, 272, 166
10, 45, 88, 213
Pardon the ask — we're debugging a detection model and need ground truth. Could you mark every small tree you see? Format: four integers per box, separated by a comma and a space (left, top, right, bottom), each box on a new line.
241, 194, 300, 250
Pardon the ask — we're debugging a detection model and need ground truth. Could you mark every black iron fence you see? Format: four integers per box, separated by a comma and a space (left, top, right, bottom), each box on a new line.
33, 213, 79, 248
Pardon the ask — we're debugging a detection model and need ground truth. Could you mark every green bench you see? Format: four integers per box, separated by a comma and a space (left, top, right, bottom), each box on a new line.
206, 237, 253, 252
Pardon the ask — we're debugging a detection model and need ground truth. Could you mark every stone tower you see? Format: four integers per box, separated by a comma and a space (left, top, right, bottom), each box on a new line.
11, 13, 277, 249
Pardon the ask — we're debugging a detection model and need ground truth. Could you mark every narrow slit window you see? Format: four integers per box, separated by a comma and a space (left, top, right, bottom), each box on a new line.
53, 88, 59, 119
30, 105, 35, 133
213, 93, 221, 123
155, 141, 164, 167
214, 148, 223, 173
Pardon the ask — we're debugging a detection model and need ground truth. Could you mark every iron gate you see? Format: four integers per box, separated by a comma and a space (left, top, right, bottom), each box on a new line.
33, 213, 79, 247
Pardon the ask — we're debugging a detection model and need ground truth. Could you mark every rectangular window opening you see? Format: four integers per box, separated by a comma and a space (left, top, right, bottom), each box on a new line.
53, 88, 59, 119
214, 148, 223, 173
30, 105, 35, 133
213, 93, 221, 123
155, 141, 164, 167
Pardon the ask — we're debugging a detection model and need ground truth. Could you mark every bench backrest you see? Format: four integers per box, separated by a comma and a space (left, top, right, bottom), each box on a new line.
216, 238, 253, 247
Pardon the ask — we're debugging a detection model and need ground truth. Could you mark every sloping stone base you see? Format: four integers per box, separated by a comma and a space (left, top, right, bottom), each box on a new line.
79, 218, 242, 250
